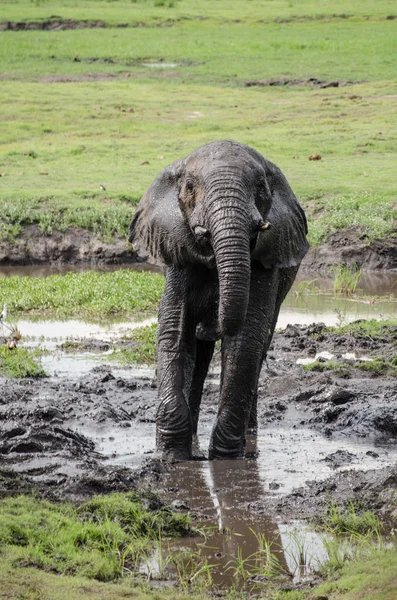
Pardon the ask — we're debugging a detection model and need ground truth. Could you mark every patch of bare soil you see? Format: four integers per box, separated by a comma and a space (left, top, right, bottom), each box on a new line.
301, 225, 397, 271
0, 325, 396, 526
40, 73, 119, 83
0, 19, 108, 31
244, 78, 358, 88
0, 224, 137, 266
0, 17, 185, 31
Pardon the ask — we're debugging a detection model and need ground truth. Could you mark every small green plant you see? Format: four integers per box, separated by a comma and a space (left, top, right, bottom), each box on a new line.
294, 278, 319, 297
301, 356, 397, 377
323, 501, 381, 537
283, 527, 316, 579
330, 318, 397, 338
0, 346, 45, 378
301, 359, 350, 377
356, 357, 397, 377
110, 323, 157, 364
168, 548, 216, 592
225, 530, 284, 586
331, 264, 362, 295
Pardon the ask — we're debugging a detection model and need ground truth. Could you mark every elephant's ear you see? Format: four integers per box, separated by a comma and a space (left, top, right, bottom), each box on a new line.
128, 159, 191, 266
253, 162, 309, 268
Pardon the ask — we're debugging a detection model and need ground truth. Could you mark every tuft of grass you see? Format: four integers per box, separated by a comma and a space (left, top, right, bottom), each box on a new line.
332, 264, 362, 295
0, 270, 164, 318
111, 323, 157, 364
329, 318, 397, 338
301, 357, 397, 377
0, 345, 46, 378
323, 501, 382, 537
301, 359, 350, 376
293, 278, 319, 297
355, 357, 397, 377
79, 492, 191, 538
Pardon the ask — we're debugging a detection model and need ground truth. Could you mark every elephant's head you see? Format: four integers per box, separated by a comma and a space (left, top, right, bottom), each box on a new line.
129, 141, 308, 337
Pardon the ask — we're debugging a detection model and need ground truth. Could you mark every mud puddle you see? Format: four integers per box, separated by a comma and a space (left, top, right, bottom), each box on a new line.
91, 405, 396, 587
136, 422, 395, 587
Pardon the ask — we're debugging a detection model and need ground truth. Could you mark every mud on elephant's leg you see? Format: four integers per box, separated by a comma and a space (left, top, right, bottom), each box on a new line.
156, 267, 197, 460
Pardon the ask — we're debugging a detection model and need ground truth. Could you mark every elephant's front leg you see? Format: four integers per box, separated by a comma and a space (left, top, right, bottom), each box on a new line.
156, 267, 196, 460
209, 265, 282, 459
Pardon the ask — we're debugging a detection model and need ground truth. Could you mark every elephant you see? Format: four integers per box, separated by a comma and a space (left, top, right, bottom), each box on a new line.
129, 140, 309, 460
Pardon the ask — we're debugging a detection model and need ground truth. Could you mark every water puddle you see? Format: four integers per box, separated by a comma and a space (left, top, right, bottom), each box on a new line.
142, 62, 179, 68
18, 316, 157, 344
4, 271, 396, 378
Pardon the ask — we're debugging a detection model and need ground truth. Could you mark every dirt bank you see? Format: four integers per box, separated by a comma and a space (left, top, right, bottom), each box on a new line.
0, 225, 137, 266
301, 226, 397, 272
0, 224, 396, 270
0, 324, 396, 526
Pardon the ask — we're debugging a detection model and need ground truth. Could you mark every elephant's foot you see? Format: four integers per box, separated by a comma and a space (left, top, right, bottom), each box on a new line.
209, 423, 245, 460
156, 428, 192, 461
208, 445, 245, 460
156, 397, 193, 460
158, 447, 192, 462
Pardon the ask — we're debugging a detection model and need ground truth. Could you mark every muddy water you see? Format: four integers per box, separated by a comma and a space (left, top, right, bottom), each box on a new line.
103, 409, 397, 586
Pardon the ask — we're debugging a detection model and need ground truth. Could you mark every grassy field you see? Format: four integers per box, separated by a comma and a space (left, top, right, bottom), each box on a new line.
0, 0, 396, 247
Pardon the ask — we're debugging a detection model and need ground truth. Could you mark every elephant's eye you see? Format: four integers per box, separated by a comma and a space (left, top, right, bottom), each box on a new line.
186, 181, 194, 194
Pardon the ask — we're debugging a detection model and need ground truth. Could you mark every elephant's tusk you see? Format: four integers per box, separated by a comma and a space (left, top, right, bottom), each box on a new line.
259, 221, 271, 231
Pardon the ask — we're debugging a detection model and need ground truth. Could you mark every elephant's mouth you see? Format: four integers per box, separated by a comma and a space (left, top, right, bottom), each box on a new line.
192, 245, 216, 269
191, 225, 216, 268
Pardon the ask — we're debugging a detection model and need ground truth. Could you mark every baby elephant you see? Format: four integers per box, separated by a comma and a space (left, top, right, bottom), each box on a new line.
129, 140, 309, 460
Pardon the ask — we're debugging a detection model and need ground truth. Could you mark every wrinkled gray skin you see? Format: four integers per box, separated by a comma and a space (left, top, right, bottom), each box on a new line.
129, 141, 309, 460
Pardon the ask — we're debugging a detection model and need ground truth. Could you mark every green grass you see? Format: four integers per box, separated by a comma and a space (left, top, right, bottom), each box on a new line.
0, 345, 46, 377
0, 270, 164, 318
0, 493, 191, 582
0, 496, 396, 600
322, 501, 382, 537
329, 318, 397, 338
0, 0, 396, 248
0, 195, 136, 242
112, 323, 157, 364
315, 545, 397, 600
301, 357, 397, 377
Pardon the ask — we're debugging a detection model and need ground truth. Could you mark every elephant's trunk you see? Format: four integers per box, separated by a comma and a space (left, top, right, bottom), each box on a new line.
207, 195, 251, 337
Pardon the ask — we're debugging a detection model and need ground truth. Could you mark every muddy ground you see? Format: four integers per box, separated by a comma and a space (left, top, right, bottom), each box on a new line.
0, 323, 396, 528
1, 224, 396, 270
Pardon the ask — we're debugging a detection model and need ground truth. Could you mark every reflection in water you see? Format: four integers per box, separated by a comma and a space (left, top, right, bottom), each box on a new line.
158, 440, 316, 588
